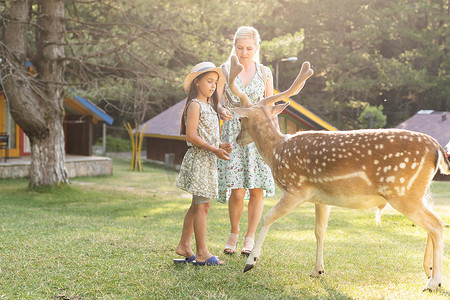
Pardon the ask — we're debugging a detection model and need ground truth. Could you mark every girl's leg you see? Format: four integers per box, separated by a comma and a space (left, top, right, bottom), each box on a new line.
175, 199, 195, 258
193, 201, 213, 262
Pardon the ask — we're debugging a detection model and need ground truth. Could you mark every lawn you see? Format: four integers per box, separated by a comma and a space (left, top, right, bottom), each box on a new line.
0, 158, 449, 299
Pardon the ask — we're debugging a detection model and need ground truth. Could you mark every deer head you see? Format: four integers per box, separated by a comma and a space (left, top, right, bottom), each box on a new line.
223, 54, 314, 146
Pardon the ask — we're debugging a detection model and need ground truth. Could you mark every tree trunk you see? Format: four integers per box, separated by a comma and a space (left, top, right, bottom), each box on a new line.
1, 0, 68, 187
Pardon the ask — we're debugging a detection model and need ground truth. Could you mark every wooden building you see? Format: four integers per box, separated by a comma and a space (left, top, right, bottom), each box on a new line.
0, 91, 113, 160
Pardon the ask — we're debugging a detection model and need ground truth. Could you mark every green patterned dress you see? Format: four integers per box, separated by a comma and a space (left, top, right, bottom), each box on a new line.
176, 99, 220, 199
217, 63, 275, 204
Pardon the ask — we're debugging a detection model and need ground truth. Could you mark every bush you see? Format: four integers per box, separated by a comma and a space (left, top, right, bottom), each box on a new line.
95, 135, 132, 152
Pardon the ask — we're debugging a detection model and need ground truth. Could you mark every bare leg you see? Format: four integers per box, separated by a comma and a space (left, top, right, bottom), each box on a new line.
193, 201, 213, 263
240, 188, 264, 255
175, 199, 195, 258
228, 188, 246, 235
246, 188, 264, 239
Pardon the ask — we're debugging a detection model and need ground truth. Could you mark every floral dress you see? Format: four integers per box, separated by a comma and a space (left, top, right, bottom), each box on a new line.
217, 63, 275, 203
177, 99, 220, 199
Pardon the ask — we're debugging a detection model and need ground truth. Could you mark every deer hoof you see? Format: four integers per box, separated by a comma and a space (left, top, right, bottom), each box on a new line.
424, 279, 442, 292
244, 264, 254, 273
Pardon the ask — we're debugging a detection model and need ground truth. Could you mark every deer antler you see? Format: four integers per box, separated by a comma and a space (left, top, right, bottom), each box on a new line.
259, 61, 314, 106
222, 55, 251, 107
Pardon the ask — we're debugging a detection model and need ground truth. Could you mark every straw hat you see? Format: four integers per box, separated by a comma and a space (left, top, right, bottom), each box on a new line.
184, 62, 226, 93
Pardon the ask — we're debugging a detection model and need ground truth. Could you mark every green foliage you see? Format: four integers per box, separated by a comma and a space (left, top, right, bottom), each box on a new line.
94, 135, 132, 152
261, 0, 450, 129
7, 0, 448, 131
358, 104, 387, 129
261, 30, 305, 63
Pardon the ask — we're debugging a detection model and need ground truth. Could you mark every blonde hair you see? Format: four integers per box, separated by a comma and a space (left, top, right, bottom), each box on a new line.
227, 26, 261, 64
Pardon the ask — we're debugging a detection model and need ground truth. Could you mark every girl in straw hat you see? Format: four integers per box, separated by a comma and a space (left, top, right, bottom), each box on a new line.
216, 26, 277, 256
174, 62, 232, 266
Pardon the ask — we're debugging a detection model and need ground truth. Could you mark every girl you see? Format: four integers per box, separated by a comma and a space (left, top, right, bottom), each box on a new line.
174, 62, 232, 266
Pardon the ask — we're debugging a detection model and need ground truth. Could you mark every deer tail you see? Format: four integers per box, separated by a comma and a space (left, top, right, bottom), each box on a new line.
437, 146, 450, 175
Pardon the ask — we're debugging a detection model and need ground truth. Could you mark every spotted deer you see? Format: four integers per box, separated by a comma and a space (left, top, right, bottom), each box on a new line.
222, 55, 450, 291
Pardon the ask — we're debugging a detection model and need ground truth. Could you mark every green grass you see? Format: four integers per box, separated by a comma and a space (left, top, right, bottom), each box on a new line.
0, 158, 449, 299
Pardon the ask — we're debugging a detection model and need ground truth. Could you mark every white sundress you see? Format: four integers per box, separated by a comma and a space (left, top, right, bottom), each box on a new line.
217, 63, 275, 204
176, 99, 220, 199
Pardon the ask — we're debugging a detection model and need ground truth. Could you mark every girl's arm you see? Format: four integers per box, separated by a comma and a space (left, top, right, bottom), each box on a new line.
185, 102, 230, 160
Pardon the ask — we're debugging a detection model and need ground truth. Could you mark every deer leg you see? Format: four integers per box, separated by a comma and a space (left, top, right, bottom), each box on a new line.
244, 192, 305, 272
424, 234, 433, 278
389, 200, 444, 291
311, 204, 331, 277
376, 203, 387, 226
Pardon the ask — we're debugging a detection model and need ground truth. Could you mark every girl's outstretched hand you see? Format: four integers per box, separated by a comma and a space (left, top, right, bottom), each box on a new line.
213, 147, 231, 160
220, 143, 233, 154
218, 107, 233, 121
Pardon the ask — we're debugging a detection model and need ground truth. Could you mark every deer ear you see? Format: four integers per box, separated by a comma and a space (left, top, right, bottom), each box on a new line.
271, 101, 290, 116
231, 107, 249, 118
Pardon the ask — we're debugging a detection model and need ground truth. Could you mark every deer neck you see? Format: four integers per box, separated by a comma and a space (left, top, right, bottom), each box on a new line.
247, 115, 284, 169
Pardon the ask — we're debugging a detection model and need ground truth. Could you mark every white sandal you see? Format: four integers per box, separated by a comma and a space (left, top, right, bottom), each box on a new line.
223, 233, 239, 255
241, 237, 254, 257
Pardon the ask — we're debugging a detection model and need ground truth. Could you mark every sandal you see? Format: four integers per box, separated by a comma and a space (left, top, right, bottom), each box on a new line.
241, 237, 254, 257
223, 233, 239, 255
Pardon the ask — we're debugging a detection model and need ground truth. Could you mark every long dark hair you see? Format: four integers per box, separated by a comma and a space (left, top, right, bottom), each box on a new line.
180, 71, 220, 135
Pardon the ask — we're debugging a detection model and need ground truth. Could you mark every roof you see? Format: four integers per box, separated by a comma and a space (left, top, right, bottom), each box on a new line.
139, 94, 337, 139
396, 110, 450, 147
64, 95, 114, 125
139, 99, 186, 140
275, 89, 337, 131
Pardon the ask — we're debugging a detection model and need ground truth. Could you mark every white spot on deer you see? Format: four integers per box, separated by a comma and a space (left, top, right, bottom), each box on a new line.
394, 166, 398, 172
407, 155, 427, 190
386, 176, 395, 183
323, 171, 372, 186
395, 186, 406, 196
400, 163, 406, 169
411, 162, 418, 169
379, 144, 384, 149
368, 150, 372, 155
379, 177, 384, 183
322, 162, 326, 167
404, 158, 409, 163
285, 164, 290, 169
374, 160, 379, 165
400, 177, 405, 183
